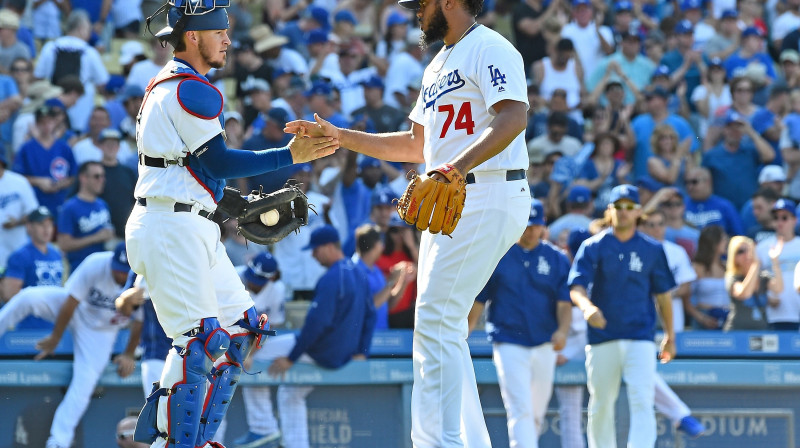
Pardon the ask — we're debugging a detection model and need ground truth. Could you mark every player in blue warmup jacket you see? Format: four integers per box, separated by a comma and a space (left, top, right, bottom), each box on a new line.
468, 199, 572, 448
569, 185, 676, 448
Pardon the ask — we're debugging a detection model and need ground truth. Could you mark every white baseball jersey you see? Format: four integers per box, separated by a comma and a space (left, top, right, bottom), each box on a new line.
133, 60, 223, 211
409, 25, 529, 172
66, 251, 130, 331
236, 266, 286, 326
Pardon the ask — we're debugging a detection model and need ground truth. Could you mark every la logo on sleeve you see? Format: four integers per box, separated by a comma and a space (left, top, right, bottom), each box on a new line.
487, 65, 507, 92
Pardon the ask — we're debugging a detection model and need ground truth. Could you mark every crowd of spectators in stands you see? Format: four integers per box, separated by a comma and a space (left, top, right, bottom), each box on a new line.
2, 0, 800, 352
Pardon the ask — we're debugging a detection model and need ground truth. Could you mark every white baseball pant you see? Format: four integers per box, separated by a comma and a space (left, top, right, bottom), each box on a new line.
0, 287, 64, 335
47, 321, 119, 447
555, 386, 585, 448
654, 374, 691, 426
126, 202, 256, 448
0, 286, 120, 448
412, 177, 530, 448
243, 333, 314, 448
493, 342, 557, 448
585, 340, 656, 448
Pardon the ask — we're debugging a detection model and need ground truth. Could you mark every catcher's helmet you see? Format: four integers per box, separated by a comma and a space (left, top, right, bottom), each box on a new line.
148, 0, 230, 45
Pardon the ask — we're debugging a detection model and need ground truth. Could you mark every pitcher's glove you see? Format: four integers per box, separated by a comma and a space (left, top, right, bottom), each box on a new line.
216, 183, 312, 245
396, 163, 466, 236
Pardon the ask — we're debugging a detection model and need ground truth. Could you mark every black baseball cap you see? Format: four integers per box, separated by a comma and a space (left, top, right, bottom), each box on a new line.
28, 206, 53, 222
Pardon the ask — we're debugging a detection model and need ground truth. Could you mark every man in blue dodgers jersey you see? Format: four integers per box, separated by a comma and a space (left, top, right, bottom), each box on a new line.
258, 225, 376, 448
467, 199, 572, 448
0, 242, 142, 448
1, 207, 63, 302
569, 184, 676, 448
57, 161, 115, 271
123, 2, 338, 447
285, 0, 531, 442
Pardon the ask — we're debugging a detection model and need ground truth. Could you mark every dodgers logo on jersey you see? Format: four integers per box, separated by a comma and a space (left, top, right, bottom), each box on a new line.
50, 157, 70, 181
629, 252, 643, 272
0, 192, 20, 209
537, 256, 550, 275
487, 65, 507, 92
423, 69, 466, 110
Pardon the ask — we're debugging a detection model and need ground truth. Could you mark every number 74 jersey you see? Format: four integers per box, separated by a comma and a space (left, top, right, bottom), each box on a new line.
409, 25, 530, 172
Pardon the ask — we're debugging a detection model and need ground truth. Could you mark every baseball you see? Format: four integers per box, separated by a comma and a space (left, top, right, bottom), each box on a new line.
260, 209, 280, 226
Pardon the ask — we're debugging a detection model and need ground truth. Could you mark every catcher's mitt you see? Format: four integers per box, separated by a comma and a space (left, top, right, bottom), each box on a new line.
396, 163, 466, 236
216, 183, 312, 245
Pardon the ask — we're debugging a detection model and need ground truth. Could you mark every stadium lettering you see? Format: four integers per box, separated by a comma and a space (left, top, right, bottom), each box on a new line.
700, 416, 768, 437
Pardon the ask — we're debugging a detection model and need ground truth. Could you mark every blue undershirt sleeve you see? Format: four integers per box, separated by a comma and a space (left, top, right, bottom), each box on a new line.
191, 133, 294, 179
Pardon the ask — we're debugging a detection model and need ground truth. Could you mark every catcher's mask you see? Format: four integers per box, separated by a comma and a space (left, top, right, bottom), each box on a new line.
147, 0, 230, 47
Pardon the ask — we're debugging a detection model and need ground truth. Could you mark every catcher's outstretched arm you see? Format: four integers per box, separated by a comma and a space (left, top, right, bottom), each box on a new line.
192, 132, 338, 179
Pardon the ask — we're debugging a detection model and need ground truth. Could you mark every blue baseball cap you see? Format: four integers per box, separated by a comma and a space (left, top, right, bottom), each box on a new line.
708, 56, 724, 68
609, 184, 640, 205
244, 252, 279, 286
721, 9, 738, 19
306, 29, 329, 45
303, 225, 340, 250
389, 214, 412, 228
567, 228, 592, 257
305, 6, 330, 29
371, 187, 397, 207
334, 9, 357, 24
305, 80, 333, 97
359, 156, 382, 171
724, 110, 746, 126
773, 198, 797, 217
528, 199, 546, 226
155, 0, 231, 42
651, 65, 671, 80
265, 107, 289, 128
111, 241, 130, 273
742, 26, 764, 39
572, 0, 591, 6
120, 84, 145, 102
386, 11, 408, 27
680, 0, 702, 11
360, 75, 385, 90
674, 19, 694, 34
567, 185, 592, 204
614, 1, 633, 12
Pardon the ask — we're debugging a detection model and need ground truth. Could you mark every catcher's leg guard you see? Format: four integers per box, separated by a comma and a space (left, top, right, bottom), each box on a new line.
138, 318, 230, 448
195, 308, 275, 446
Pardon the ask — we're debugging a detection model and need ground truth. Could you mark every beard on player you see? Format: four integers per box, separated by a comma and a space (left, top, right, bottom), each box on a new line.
419, 0, 449, 49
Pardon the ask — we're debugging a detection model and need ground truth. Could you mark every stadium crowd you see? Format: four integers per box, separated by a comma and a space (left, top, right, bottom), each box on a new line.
2, 0, 800, 446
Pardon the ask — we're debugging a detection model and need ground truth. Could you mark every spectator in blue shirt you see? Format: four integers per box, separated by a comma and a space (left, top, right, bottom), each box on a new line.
12, 104, 76, 220
701, 111, 775, 210
631, 86, 698, 181
0, 206, 62, 303
353, 223, 413, 331
723, 27, 776, 85
56, 161, 114, 271
684, 166, 744, 235
239, 107, 295, 194
661, 20, 702, 111
750, 85, 791, 167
